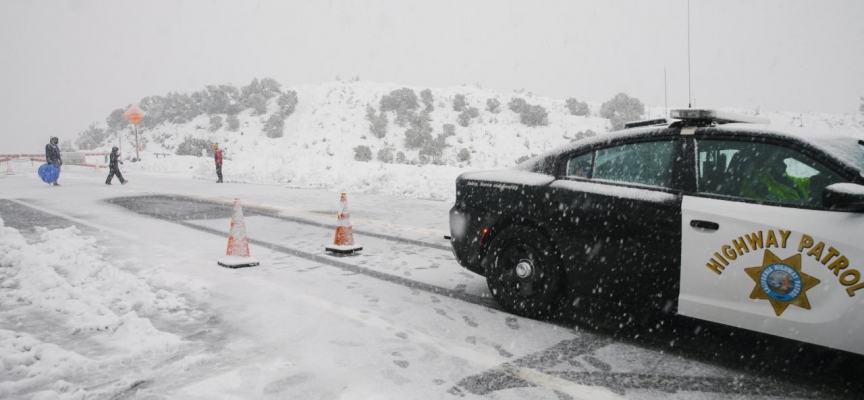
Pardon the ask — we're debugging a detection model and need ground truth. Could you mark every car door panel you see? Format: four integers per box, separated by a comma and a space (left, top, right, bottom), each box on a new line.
680, 196, 864, 354
549, 179, 681, 312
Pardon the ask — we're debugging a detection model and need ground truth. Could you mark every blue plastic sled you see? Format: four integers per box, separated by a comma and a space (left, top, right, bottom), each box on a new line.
38, 164, 60, 183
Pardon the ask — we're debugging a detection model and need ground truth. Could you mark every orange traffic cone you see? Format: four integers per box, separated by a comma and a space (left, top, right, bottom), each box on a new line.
217, 198, 260, 268
4, 160, 13, 175
325, 192, 363, 254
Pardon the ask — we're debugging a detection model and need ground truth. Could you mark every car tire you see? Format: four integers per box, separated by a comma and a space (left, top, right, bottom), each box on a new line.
483, 225, 564, 318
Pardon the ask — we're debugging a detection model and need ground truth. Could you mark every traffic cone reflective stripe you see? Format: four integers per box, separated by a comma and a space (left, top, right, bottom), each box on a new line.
325, 192, 362, 254
218, 198, 259, 268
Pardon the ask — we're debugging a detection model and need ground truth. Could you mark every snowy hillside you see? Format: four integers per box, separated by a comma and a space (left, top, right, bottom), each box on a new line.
92, 81, 864, 201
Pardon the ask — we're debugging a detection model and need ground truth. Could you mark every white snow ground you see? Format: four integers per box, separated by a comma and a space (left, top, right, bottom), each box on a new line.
1, 145, 860, 399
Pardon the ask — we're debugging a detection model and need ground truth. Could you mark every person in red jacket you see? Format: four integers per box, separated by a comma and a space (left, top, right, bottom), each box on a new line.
213, 143, 223, 183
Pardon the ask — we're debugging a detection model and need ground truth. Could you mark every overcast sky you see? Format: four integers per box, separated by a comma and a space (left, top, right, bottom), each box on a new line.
1, 0, 862, 153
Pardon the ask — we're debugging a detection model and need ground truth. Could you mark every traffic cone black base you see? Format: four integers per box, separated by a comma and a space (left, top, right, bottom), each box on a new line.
218, 256, 260, 269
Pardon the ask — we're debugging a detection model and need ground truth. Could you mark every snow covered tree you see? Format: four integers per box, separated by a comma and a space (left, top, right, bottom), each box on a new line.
380, 88, 419, 127
263, 114, 285, 138
366, 106, 389, 139
75, 123, 109, 150
226, 114, 240, 131
457, 107, 479, 127
457, 148, 471, 162
106, 109, 130, 131
380, 88, 419, 113
60, 140, 74, 152
248, 94, 268, 116
508, 97, 528, 114
420, 89, 434, 112
209, 115, 223, 132
600, 93, 645, 130
442, 123, 456, 137
565, 98, 590, 116
520, 104, 548, 127
404, 124, 433, 150
353, 145, 372, 161
377, 147, 394, 163
175, 137, 212, 156
277, 91, 299, 117
453, 94, 467, 112
486, 98, 501, 114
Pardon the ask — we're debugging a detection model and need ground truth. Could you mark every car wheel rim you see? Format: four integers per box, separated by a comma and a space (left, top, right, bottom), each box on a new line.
498, 243, 542, 298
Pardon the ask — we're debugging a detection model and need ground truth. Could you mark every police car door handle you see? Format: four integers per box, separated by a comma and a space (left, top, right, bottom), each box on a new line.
690, 220, 720, 230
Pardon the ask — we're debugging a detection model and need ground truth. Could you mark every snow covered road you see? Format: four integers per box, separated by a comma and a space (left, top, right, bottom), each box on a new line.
1, 166, 859, 399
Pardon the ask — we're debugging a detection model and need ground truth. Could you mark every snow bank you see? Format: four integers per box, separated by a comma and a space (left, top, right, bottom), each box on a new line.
0, 216, 191, 399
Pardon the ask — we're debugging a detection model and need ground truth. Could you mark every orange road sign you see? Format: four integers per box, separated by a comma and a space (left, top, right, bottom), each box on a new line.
124, 105, 145, 125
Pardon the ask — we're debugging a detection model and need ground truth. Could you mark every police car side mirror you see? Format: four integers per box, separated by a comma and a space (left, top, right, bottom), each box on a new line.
822, 183, 864, 212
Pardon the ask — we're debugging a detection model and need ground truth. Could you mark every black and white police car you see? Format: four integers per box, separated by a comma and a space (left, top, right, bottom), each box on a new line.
449, 109, 864, 356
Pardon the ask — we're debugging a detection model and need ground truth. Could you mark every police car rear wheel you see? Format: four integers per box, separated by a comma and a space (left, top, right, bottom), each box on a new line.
484, 225, 564, 318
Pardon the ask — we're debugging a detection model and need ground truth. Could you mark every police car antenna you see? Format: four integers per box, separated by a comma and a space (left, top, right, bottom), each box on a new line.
687, 0, 692, 108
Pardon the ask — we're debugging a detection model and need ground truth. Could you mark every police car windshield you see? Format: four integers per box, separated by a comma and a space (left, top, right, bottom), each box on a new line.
814, 138, 864, 172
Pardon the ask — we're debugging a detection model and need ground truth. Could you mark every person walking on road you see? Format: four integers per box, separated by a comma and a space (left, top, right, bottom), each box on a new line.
213, 143, 223, 183
45, 136, 63, 186
105, 146, 128, 185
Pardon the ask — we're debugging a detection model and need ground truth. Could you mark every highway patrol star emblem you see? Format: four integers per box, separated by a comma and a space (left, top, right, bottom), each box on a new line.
745, 250, 820, 316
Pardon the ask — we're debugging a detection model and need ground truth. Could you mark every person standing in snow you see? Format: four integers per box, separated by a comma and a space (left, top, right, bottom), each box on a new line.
105, 146, 128, 185
44, 136, 63, 186
213, 143, 223, 183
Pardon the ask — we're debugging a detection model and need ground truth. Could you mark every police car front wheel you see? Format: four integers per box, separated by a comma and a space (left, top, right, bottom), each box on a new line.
483, 225, 564, 318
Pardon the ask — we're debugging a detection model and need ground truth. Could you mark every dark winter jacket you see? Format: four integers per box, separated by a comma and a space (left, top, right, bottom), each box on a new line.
109, 151, 122, 168
45, 144, 62, 166
214, 149, 223, 165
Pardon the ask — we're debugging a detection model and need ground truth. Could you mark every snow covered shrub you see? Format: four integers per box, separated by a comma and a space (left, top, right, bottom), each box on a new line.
419, 134, 447, 158
380, 88, 419, 128
600, 93, 645, 130
457, 107, 480, 127
247, 93, 268, 116
396, 151, 406, 163
264, 114, 285, 138
175, 137, 213, 156
420, 89, 434, 112
209, 115, 223, 132
457, 148, 471, 162
366, 105, 389, 138
277, 90, 299, 117
377, 147, 394, 163
860, 96, 864, 113
453, 94, 467, 112
508, 97, 528, 114
507, 97, 548, 127
515, 155, 531, 164
486, 98, 501, 114
442, 123, 456, 137
404, 125, 433, 150
520, 104, 548, 127
75, 123, 109, 150
226, 114, 240, 131
353, 145, 372, 161
380, 88, 419, 114
566, 98, 590, 116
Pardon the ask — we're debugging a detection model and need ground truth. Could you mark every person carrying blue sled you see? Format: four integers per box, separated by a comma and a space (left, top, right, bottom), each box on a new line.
44, 136, 63, 186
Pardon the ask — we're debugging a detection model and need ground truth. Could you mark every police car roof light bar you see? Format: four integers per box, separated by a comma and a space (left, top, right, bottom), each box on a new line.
670, 109, 770, 125
623, 118, 669, 129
